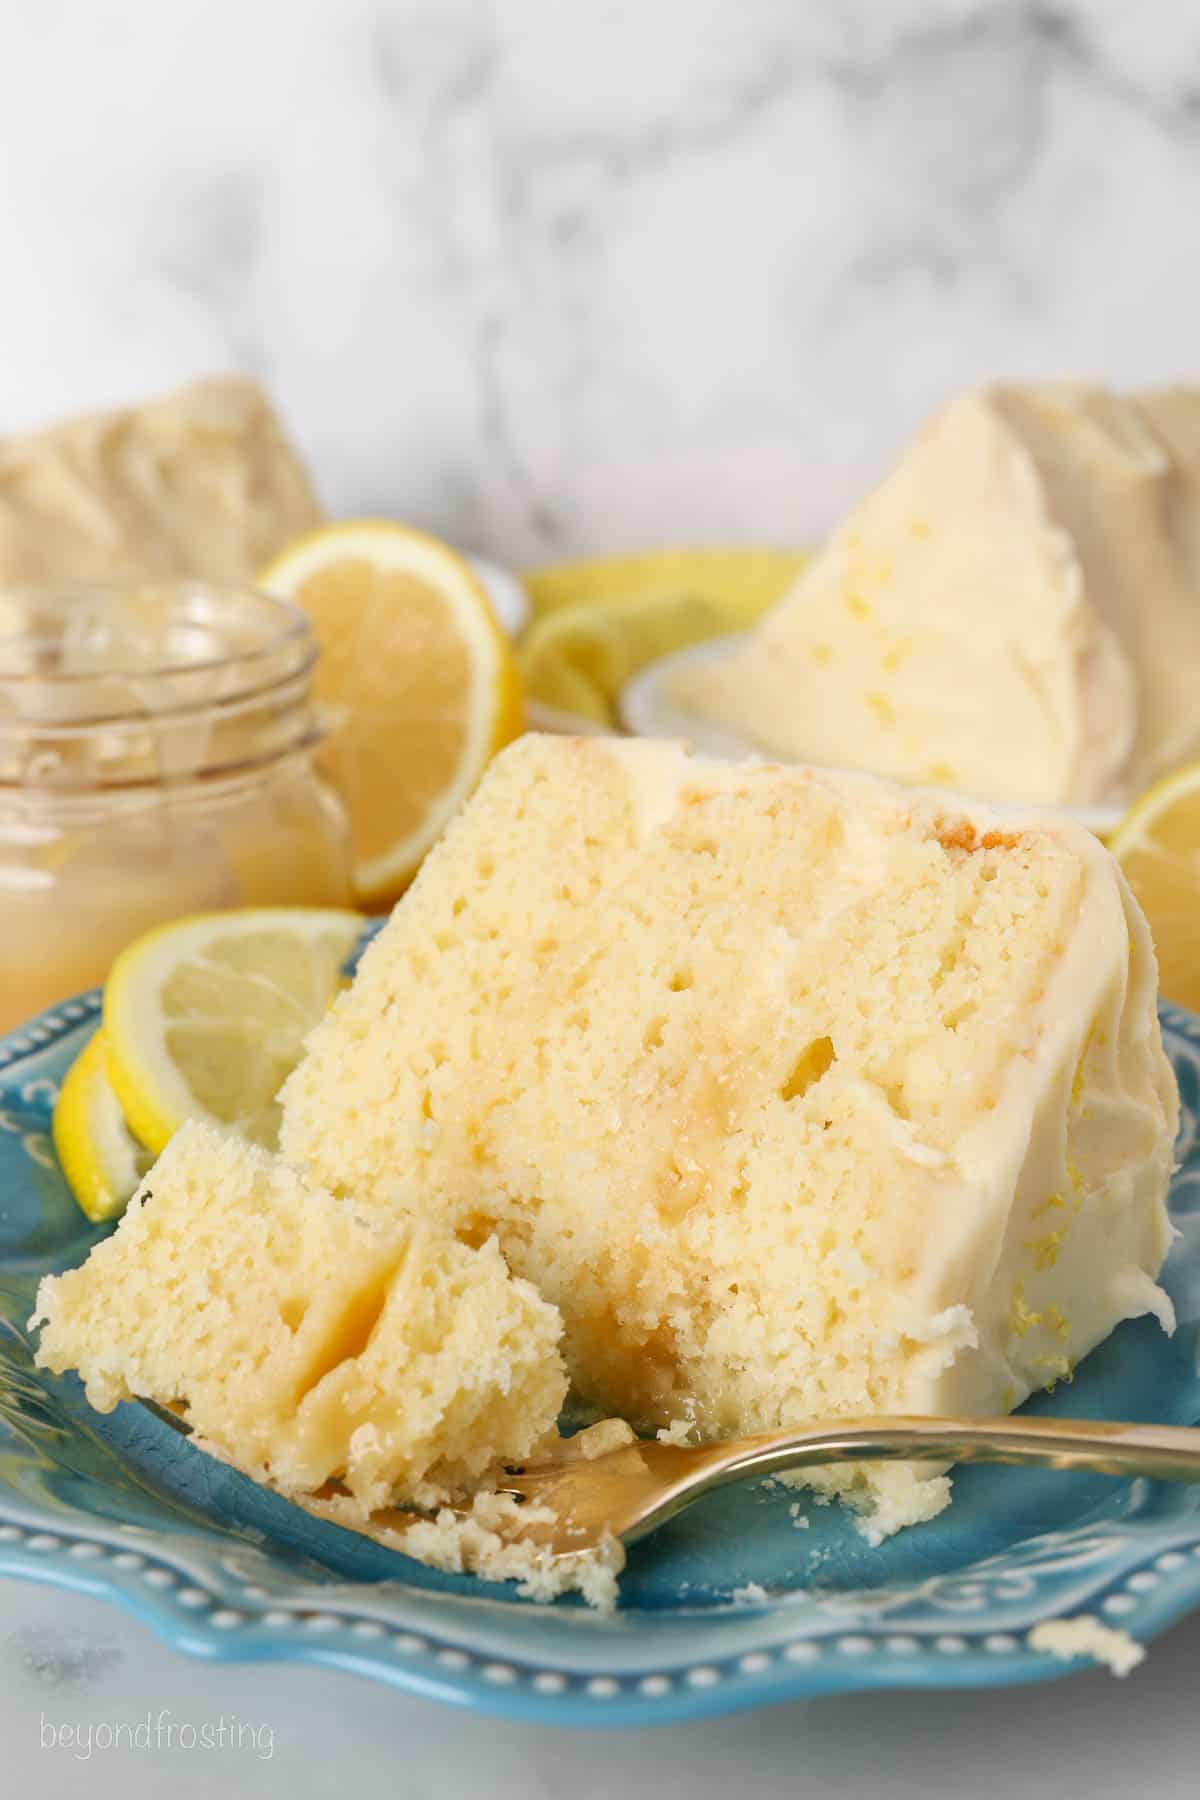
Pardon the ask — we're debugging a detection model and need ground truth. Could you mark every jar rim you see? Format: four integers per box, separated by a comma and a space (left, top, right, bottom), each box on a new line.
0, 714, 332, 800
0, 643, 320, 741
0, 582, 328, 792
0, 580, 313, 722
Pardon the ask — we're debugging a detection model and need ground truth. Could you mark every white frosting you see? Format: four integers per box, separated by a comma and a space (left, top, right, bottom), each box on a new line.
675, 384, 1200, 807
604, 737, 1178, 1421
886, 809, 1176, 1416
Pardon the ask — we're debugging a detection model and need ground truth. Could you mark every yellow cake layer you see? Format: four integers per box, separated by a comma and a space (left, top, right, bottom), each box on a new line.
281, 735, 1178, 1536
32, 1120, 567, 1514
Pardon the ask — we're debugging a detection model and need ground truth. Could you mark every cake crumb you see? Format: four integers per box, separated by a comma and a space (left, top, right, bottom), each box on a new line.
788, 1503, 810, 1528
853, 1471, 952, 1545
569, 1418, 636, 1460
777, 1463, 951, 1542
1028, 1615, 1145, 1678
732, 1581, 769, 1606
308, 1489, 625, 1611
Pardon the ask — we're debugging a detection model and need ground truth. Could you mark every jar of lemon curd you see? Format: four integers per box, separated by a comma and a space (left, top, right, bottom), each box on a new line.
0, 583, 352, 1031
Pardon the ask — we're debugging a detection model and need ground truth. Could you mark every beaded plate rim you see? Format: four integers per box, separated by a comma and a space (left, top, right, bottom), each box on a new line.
1, 988, 1199, 1726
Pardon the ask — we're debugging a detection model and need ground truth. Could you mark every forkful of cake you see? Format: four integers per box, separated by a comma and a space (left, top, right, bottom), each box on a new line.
428, 1415, 1200, 1562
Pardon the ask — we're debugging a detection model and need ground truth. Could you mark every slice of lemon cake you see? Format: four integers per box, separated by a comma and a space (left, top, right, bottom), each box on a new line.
280, 734, 1178, 1536
32, 1120, 567, 1514
0, 375, 321, 587
673, 384, 1200, 806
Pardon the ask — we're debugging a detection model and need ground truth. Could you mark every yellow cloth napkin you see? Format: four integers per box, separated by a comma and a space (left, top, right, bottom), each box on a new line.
518, 548, 807, 726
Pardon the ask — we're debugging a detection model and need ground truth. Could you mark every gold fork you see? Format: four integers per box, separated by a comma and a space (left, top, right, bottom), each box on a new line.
451, 1414, 1200, 1558
146, 1404, 1200, 1560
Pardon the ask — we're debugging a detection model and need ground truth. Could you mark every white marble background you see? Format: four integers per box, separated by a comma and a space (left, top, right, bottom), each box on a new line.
1, 0, 1199, 567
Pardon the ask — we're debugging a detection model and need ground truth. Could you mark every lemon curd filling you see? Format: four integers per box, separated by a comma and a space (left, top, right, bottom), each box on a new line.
0, 583, 352, 1029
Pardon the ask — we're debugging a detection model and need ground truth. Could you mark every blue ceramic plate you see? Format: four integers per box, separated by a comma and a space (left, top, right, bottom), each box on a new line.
2, 990, 1200, 1726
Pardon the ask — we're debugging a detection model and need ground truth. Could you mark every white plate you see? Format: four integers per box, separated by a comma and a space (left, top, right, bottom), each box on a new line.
466, 554, 530, 638
619, 635, 1126, 838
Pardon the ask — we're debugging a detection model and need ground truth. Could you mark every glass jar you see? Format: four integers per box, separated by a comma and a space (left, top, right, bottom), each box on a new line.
0, 583, 352, 1031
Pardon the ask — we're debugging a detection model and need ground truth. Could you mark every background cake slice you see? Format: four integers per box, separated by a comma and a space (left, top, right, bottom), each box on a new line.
0, 375, 321, 587
673, 383, 1200, 807
281, 735, 1178, 1536
32, 1120, 567, 1514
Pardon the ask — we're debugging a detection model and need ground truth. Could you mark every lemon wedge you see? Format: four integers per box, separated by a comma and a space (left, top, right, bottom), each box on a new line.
103, 908, 364, 1154
522, 547, 806, 618
52, 1032, 155, 1223
261, 522, 524, 906
1110, 763, 1200, 1010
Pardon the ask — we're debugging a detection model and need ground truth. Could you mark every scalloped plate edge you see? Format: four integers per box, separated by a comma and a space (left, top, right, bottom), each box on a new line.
0, 988, 1198, 1722
3, 1514, 1200, 1724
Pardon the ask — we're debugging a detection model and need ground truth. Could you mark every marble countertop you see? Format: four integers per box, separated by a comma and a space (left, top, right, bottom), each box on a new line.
4, 1575, 1199, 1797
2, 2, 1200, 568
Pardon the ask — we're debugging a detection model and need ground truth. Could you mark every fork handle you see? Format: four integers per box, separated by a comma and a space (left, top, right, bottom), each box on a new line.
700, 1414, 1200, 1490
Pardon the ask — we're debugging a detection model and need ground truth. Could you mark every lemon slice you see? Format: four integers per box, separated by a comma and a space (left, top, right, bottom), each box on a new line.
1110, 763, 1200, 1010
261, 522, 524, 905
104, 907, 364, 1154
52, 1032, 155, 1223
